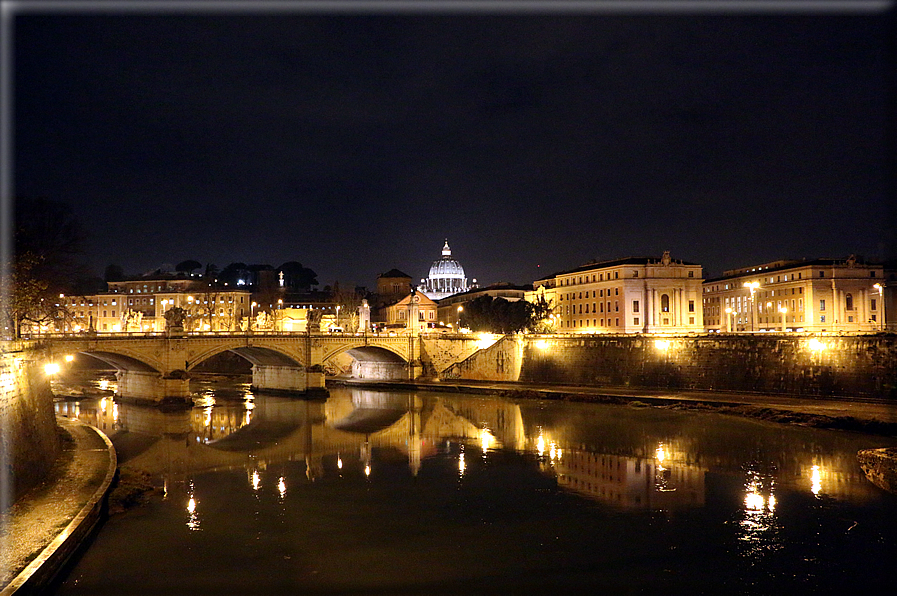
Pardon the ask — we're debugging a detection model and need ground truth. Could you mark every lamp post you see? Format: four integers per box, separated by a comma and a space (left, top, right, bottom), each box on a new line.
874, 283, 885, 331
457, 305, 463, 331
278, 299, 283, 333
250, 301, 257, 332
743, 281, 759, 332
724, 307, 732, 333
779, 306, 788, 332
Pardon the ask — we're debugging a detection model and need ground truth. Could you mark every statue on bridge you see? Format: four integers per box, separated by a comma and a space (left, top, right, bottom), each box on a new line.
122, 309, 144, 332
164, 306, 187, 332
307, 309, 322, 333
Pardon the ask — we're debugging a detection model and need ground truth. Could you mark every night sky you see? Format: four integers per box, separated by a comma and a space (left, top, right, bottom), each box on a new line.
11, 2, 894, 290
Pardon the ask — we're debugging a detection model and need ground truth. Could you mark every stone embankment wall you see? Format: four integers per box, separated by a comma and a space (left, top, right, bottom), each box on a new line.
440, 336, 524, 382
439, 334, 897, 400
0, 342, 60, 505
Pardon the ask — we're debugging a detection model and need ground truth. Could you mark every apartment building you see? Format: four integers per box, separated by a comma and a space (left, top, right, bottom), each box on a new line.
702, 256, 885, 333
531, 252, 704, 334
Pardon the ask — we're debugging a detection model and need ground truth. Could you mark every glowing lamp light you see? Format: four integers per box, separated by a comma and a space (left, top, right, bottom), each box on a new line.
64, 354, 75, 362
807, 338, 827, 352
654, 339, 671, 351
44, 362, 61, 375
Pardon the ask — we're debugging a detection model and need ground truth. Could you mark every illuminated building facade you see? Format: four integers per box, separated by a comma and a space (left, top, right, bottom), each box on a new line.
46, 277, 251, 333
531, 252, 704, 334
702, 256, 885, 333
381, 290, 438, 333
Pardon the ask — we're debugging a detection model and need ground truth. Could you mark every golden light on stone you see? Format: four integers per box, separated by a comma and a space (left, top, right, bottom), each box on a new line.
44, 362, 60, 375
654, 339, 671, 351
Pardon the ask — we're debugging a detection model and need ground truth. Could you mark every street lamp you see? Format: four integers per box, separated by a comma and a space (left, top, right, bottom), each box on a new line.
743, 282, 759, 332
457, 305, 463, 330
724, 307, 732, 332
278, 299, 283, 332
250, 301, 257, 332
874, 283, 885, 331
779, 306, 788, 332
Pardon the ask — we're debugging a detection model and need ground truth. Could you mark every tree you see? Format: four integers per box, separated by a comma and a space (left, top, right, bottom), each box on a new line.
329, 282, 365, 332
460, 295, 549, 334
3, 198, 88, 337
278, 261, 318, 290
204, 263, 219, 280
175, 260, 203, 275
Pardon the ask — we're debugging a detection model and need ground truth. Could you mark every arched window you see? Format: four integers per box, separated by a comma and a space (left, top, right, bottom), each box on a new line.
845, 293, 854, 310
661, 294, 670, 312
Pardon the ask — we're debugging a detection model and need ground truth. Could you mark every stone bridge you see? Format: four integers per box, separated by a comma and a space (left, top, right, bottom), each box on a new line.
43, 332, 490, 403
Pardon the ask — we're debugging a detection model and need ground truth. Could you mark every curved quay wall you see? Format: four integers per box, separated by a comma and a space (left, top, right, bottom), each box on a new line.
437, 334, 897, 400
0, 342, 60, 505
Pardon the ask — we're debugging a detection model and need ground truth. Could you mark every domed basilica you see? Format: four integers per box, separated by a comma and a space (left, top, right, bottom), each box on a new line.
420, 240, 472, 300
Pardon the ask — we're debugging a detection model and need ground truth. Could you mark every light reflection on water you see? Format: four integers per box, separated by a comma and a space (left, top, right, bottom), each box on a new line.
54, 376, 897, 594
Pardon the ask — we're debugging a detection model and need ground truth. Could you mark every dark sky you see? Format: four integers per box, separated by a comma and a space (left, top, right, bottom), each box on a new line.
11, 2, 894, 289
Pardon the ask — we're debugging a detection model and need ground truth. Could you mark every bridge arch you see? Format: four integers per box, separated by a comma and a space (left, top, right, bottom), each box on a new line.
186, 344, 303, 372
322, 344, 408, 380
70, 350, 160, 373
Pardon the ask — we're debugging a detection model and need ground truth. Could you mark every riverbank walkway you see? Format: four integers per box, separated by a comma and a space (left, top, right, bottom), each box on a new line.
0, 418, 116, 596
1, 381, 895, 594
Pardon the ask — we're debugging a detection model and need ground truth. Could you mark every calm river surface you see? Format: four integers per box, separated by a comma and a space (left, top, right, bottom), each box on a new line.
53, 375, 897, 595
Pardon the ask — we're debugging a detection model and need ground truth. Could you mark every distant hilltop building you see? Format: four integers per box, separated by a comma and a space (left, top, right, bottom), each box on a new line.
420, 240, 474, 301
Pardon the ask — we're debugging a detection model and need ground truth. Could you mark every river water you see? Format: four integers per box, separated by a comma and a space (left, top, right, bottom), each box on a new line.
52, 375, 897, 595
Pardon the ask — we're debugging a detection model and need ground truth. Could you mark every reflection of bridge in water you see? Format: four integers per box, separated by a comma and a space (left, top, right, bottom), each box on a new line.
57, 389, 527, 481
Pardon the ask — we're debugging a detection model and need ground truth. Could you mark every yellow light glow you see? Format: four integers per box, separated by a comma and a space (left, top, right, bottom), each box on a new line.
44, 362, 60, 375
535, 339, 550, 350
480, 428, 494, 453
811, 465, 822, 495
536, 434, 546, 457
656, 444, 667, 463
98, 379, 109, 391
808, 338, 827, 352
654, 339, 671, 351
64, 354, 74, 362
187, 497, 196, 514
99, 397, 107, 411
278, 477, 286, 498
744, 491, 765, 511
364, 464, 371, 477
337, 457, 343, 469
476, 333, 499, 350
459, 451, 466, 476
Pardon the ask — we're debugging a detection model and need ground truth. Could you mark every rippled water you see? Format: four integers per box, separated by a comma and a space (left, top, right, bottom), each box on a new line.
53, 376, 897, 595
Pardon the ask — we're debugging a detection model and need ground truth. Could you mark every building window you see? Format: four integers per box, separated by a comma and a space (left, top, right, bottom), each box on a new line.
688, 300, 695, 313
820, 315, 825, 322
819, 271, 825, 278
689, 317, 694, 325
615, 272, 619, 279
633, 300, 639, 313
872, 299, 877, 311
872, 314, 877, 321
633, 271, 639, 278
871, 271, 877, 278
688, 271, 694, 278
845, 294, 854, 310
634, 317, 640, 325
661, 294, 670, 312
819, 299, 825, 311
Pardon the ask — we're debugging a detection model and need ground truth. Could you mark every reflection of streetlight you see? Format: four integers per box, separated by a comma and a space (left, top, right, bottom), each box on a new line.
743, 282, 759, 332
779, 306, 788, 332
